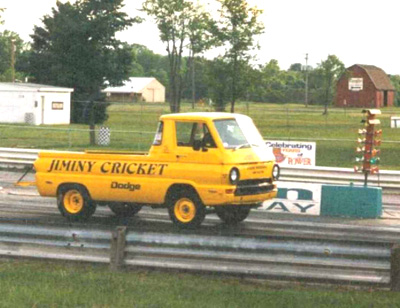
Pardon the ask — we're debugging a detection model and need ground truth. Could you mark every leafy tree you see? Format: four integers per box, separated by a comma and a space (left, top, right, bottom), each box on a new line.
182, 57, 212, 103
390, 75, 400, 106
215, 0, 264, 112
259, 60, 285, 102
186, 9, 215, 108
28, 0, 139, 144
0, 8, 4, 25
0, 31, 26, 82
142, 0, 211, 112
315, 55, 345, 114
131, 44, 169, 88
289, 63, 302, 72
206, 57, 231, 111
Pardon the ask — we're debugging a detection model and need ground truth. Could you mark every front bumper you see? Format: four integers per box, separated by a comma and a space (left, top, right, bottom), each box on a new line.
201, 183, 277, 206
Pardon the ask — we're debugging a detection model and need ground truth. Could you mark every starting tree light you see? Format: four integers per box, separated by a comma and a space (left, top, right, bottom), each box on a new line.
354, 109, 382, 186
371, 149, 380, 156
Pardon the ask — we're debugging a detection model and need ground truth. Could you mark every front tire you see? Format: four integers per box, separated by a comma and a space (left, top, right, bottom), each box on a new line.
215, 206, 251, 224
108, 202, 142, 217
167, 191, 205, 228
57, 184, 96, 221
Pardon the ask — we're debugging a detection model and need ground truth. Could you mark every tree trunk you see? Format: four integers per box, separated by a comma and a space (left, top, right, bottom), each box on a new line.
191, 55, 196, 109
89, 124, 96, 146
89, 101, 96, 146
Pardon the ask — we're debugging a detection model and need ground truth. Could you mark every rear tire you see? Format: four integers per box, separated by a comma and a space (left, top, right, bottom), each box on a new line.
108, 203, 142, 217
57, 184, 96, 222
215, 206, 251, 224
167, 190, 205, 228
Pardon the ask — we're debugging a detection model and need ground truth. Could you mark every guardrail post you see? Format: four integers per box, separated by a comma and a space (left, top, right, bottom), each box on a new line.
110, 226, 127, 271
391, 244, 400, 291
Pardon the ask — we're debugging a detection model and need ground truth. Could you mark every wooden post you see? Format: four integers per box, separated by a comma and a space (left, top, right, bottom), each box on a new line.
110, 226, 127, 271
391, 244, 400, 291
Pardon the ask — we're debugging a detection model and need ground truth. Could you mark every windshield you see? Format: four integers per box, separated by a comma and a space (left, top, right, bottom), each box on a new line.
214, 117, 265, 149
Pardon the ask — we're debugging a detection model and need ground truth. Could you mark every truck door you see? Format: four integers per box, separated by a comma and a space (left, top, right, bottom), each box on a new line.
174, 121, 222, 184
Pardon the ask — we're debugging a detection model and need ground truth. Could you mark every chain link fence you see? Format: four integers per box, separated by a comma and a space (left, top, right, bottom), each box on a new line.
0, 101, 399, 168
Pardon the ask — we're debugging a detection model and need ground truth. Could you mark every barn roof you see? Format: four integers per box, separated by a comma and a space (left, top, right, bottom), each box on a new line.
351, 64, 395, 90
0, 82, 74, 92
102, 77, 163, 94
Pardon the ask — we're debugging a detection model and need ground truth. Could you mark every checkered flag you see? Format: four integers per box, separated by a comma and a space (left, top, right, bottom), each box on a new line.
97, 126, 111, 146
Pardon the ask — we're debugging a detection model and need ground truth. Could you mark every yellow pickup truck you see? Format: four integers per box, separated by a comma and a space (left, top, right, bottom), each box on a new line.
34, 112, 279, 227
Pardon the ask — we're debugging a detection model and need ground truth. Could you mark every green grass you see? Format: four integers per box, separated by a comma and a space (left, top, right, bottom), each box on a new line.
0, 102, 399, 169
0, 259, 399, 308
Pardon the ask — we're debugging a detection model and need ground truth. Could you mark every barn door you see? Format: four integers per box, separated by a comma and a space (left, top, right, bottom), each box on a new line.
384, 91, 388, 107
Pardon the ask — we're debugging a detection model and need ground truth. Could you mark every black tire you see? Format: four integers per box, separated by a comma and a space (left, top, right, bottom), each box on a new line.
57, 184, 96, 222
167, 190, 205, 228
108, 202, 142, 217
215, 206, 251, 224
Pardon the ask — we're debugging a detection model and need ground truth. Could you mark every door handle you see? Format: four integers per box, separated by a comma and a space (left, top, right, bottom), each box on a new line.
176, 154, 187, 158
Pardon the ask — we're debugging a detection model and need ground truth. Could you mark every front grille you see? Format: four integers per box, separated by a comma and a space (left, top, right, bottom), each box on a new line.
234, 178, 274, 196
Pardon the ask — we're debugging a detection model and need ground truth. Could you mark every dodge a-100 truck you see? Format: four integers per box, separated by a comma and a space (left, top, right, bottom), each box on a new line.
34, 113, 279, 227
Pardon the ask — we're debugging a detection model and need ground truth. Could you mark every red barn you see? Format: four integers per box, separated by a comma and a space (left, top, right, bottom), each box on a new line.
336, 64, 395, 108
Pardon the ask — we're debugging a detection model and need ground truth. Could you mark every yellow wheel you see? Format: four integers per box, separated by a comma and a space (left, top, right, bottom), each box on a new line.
174, 198, 196, 223
63, 190, 84, 214
167, 190, 205, 228
57, 184, 96, 221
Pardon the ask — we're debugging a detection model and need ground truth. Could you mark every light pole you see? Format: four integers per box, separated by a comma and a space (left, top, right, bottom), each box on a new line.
305, 53, 309, 107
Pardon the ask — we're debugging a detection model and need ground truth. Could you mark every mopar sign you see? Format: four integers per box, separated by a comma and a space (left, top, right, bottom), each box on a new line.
261, 182, 321, 215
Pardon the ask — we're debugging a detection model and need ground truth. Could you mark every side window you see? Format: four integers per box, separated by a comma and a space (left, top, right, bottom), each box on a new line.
176, 121, 216, 148
152, 121, 163, 146
203, 125, 216, 148
176, 122, 194, 146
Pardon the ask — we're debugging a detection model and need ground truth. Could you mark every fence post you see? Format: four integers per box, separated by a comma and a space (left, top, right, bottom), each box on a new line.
391, 244, 400, 291
110, 226, 127, 271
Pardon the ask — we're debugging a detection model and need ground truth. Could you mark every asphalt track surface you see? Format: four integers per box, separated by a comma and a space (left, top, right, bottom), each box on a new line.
0, 170, 399, 237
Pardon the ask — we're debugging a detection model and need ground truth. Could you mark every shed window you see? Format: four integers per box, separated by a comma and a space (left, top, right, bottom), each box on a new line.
52, 102, 64, 110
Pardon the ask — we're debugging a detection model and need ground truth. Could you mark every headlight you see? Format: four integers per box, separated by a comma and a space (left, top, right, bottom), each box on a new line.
272, 164, 280, 181
229, 167, 240, 184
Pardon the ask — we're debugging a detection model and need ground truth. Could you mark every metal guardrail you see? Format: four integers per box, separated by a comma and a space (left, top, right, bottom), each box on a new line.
279, 165, 400, 192
1, 147, 399, 192
0, 148, 39, 165
0, 223, 397, 288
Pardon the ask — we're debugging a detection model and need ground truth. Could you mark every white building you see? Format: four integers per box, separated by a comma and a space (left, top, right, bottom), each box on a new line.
102, 77, 165, 103
0, 83, 74, 125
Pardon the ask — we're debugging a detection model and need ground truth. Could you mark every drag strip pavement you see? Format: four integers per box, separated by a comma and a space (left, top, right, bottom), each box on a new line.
0, 179, 400, 243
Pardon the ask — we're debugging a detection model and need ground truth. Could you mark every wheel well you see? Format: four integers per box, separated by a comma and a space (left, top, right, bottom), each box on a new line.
57, 183, 91, 199
165, 184, 201, 204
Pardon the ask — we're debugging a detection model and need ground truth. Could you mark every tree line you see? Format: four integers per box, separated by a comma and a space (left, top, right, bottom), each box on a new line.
0, 0, 399, 119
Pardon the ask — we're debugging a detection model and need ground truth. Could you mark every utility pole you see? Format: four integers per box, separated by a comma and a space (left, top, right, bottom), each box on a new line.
305, 53, 309, 108
10, 39, 15, 83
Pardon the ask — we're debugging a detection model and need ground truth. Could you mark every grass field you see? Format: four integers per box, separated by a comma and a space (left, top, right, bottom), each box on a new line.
0, 102, 399, 169
0, 259, 399, 308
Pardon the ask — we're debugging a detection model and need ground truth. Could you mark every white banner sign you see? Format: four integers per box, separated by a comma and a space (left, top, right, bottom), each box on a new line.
260, 182, 321, 216
265, 140, 316, 167
349, 78, 363, 91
